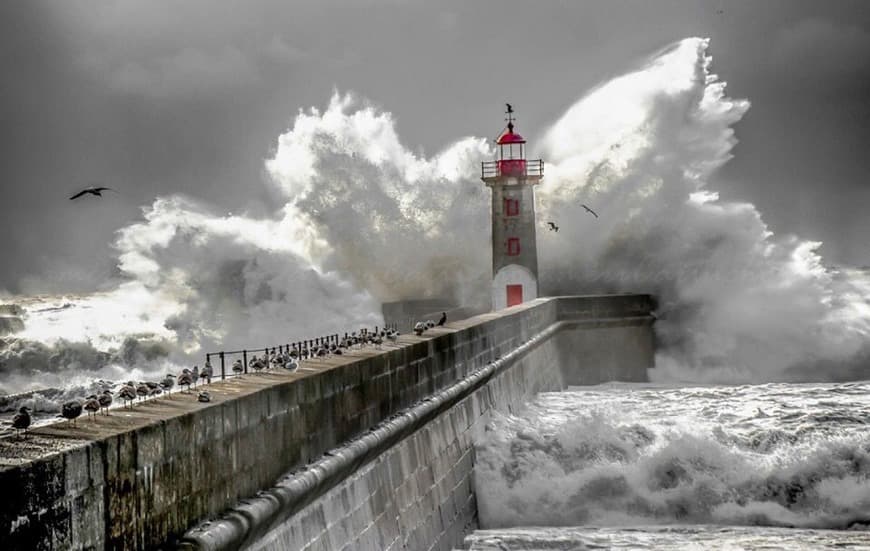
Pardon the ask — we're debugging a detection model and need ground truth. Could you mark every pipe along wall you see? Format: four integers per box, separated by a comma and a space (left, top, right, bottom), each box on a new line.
0, 295, 654, 550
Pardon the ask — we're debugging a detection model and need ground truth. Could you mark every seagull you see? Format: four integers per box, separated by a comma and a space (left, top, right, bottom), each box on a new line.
201, 361, 213, 384
414, 321, 425, 336
83, 395, 100, 419
118, 383, 137, 408
197, 390, 211, 403
12, 406, 32, 439
437, 312, 447, 326
160, 373, 176, 396
371, 334, 383, 349
581, 204, 599, 218
178, 369, 193, 393
69, 186, 115, 200
232, 359, 244, 377
136, 382, 150, 402
61, 400, 83, 425
547, 221, 559, 232
98, 390, 113, 414
249, 355, 264, 374
191, 366, 199, 388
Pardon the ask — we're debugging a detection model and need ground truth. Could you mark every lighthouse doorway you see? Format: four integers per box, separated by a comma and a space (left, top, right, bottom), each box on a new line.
506, 285, 523, 307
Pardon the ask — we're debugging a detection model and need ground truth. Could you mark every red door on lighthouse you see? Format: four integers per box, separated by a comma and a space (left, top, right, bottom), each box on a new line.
506, 284, 523, 307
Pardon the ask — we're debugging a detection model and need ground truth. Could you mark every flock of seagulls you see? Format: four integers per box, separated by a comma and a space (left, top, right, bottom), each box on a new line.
7, 369, 210, 438
414, 312, 447, 336
229, 324, 405, 377
5, 319, 452, 439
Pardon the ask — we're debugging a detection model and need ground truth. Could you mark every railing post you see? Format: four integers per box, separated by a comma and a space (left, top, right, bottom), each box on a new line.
219, 352, 226, 380
243, 350, 248, 374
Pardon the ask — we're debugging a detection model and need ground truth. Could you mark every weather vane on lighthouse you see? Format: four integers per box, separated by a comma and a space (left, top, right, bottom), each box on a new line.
481, 103, 544, 310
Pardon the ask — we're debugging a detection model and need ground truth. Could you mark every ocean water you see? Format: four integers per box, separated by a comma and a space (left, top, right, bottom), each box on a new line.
463, 526, 870, 550
467, 382, 870, 549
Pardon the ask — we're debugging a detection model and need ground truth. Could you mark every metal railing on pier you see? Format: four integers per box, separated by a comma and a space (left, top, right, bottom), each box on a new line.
203, 325, 398, 381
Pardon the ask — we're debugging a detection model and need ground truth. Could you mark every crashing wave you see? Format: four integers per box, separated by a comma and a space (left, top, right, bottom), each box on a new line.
475, 382, 870, 530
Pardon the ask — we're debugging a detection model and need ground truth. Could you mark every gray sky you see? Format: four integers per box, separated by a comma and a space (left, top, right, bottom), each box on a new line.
2, 0, 870, 293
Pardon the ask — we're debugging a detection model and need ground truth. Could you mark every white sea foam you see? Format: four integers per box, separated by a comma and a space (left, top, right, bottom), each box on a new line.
474, 382, 870, 531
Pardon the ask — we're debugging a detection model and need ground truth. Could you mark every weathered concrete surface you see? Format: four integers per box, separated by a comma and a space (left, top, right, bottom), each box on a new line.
0, 295, 654, 550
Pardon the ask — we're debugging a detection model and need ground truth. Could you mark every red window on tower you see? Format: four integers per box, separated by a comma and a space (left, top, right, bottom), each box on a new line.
504, 198, 519, 216
506, 237, 520, 256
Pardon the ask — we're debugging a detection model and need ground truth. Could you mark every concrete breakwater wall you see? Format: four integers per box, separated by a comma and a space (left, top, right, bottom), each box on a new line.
0, 295, 653, 550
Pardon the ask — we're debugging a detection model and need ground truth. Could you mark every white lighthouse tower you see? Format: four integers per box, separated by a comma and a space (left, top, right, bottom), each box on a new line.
481, 105, 544, 310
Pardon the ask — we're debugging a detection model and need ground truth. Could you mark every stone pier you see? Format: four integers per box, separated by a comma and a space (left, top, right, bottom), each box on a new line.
0, 295, 654, 550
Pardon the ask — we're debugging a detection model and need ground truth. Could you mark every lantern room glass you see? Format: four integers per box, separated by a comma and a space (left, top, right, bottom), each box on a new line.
499, 142, 525, 161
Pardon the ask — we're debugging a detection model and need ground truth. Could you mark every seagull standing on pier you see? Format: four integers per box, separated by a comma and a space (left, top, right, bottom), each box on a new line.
201, 361, 213, 384
84, 395, 100, 419
12, 406, 31, 439
98, 390, 113, 414
118, 383, 137, 408
178, 369, 193, 393
437, 312, 447, 326
136, 382, 150, 402
160, 374, 176, 396
61, 400, 83, 425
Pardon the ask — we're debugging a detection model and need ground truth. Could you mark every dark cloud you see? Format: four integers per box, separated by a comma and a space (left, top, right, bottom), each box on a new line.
770, 18, 870, 93
108, 46, 261, 98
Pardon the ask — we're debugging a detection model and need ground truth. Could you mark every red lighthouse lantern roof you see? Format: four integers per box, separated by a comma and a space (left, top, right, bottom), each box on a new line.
497, 130, 526, 144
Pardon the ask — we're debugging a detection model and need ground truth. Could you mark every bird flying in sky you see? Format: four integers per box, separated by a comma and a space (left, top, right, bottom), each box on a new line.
581, 204, 599, 218
547, 221, 559, 232
69, 186, 115, 200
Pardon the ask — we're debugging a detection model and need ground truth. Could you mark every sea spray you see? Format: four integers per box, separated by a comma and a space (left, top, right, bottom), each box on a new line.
535, 38, 870, 381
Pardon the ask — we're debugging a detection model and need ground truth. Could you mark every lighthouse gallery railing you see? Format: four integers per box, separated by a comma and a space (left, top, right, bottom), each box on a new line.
481, 159, 544, 179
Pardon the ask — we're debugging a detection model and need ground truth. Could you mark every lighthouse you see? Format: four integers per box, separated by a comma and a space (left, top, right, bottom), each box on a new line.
482, 105, 544, 310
